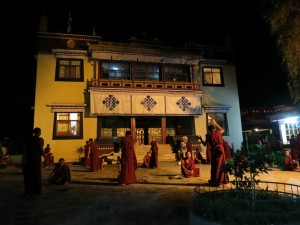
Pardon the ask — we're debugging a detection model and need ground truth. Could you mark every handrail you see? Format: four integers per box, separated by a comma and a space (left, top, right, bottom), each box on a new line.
89, 79, 201, 91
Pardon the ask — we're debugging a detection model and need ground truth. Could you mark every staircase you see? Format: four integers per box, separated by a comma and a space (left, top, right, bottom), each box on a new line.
103, 143, 175, 164
134, 143, 175, 163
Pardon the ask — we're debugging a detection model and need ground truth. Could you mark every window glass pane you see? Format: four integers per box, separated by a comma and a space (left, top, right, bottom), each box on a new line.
203, 67, 223, 86
56, 59, 83, 81
213, 73, 221, 84
54, 112, 82, 139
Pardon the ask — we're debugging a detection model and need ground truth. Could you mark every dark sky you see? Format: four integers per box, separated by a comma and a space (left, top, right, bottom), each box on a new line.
0, 1, 292, 139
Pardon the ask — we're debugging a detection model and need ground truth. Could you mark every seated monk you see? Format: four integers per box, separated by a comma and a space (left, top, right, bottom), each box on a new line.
181, 151, 200, 178
282, 150, 298, 171
142, 152, 151, 168
194, 148, 207, 164
48, 158, 71, 185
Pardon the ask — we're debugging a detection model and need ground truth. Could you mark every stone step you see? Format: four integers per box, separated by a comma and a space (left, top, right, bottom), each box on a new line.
102, 144, 175, 164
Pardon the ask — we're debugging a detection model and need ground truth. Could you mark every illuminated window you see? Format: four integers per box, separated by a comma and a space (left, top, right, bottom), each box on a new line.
53, 112, 83, 139
202, 67, 224, 86
55, 59, 83, 81
101, 62, 130, 80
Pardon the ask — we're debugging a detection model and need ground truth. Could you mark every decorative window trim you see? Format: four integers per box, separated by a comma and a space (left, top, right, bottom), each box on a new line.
52, 49, 87, 59
203, 105, 230, 113
47, 104, 86, 112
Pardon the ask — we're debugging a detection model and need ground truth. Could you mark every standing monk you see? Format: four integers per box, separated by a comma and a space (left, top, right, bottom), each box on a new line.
199, 120, 229, 187
44, 144, 54, 168
22, 127, 46, 197
149, 137, 158, 168
119, 130, 137, 186
290, 134, 298, 160
83, 141, 91, 168
89, 138, 100, 172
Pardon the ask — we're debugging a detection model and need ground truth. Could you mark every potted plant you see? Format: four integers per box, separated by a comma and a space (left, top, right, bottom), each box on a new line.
74, 146, 84, 165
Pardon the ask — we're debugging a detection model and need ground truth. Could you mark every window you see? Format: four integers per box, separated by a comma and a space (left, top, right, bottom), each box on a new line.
132, 63, 161, 81
53, 112, 83, 139
55, 59, 84, 81
202, 67, 224, 86
164, 65, 191, 82
207, 113, 229, 136
101, 62, 130, 80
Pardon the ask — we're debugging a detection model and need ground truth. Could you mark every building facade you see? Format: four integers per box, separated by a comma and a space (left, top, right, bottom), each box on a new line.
34, 28, 243, 162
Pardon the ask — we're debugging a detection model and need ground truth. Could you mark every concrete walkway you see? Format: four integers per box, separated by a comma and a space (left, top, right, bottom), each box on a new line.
0, 161, 300, 225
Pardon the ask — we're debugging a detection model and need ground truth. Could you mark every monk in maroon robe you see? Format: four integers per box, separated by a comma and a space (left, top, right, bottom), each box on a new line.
223, 139, 232, 160
181, 151, 200, 178
201, 122, 229, 187
290, 134, 298, 160
44, 144, 54, 168
48, 158, 71, 185
149, 137, 158, 168
283, 150, 298, 171
89, 138, 100, 172
142, 152, 151, 168
119, 130, 137, 185
83, 141, 90, 168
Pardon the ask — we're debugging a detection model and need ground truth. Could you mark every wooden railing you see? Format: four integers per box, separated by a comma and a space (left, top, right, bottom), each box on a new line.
90, 79, 200, 91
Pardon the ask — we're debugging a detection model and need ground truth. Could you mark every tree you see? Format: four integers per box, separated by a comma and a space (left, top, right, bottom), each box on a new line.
261, 0, 300, 104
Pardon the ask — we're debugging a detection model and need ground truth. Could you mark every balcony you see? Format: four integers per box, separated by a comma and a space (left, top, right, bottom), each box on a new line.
89, 79, 201, 91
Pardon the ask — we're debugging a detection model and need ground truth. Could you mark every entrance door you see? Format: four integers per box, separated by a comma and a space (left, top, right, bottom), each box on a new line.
136, 117, 161, 145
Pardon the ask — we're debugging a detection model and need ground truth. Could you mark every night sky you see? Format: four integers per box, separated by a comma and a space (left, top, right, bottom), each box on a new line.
0, 1, 291, 139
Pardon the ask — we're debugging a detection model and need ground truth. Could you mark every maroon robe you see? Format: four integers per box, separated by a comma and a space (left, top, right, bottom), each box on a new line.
48, 163, 71, 185
290, 136, 298, 160
119, 135, 137, 185
284, 155, 298, 171
207, 130, 229, 187
223, 140, 232, 160
44, 146, 54, 167
84, 143, 91, 167
142, 154, 151, 168
149, 141, 158, 168
181, 155, 200, 178
90, 142, 100, 172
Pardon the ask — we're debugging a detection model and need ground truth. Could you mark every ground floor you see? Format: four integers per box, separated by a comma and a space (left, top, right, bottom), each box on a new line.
97, 116, 196, 145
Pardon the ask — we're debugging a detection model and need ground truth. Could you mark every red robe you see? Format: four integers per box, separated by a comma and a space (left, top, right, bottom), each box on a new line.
284, 155, 298, 171
119, 135, 137, 185
84, 143, 91, 167
142, 154, 151, 168
149, 141, 158, 168
207, 130, 229, 186
44, 146, 54, 167
181, 156, 200, 178
90, 142, 100, 172
290, 136, 298, 160
223, 140, 232, 160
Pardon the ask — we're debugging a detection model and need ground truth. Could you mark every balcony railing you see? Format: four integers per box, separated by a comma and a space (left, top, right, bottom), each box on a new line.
89, 79, 200, 91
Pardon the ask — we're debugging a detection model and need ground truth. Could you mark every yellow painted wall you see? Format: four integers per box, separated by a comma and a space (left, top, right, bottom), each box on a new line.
34, 54, 97, 162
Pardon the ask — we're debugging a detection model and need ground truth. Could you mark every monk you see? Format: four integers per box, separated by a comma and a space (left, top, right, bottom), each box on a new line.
282, 150, 298, 171
181, 151, 200, 178
149, 137, 158, 168
44, 144, 54, 168
83, 141, 90, 168
48, 158, 71, 185
142, 152, 151, 168
119, 130, 137, 186
89, 138, 100, 172
200, 120, 229, 187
